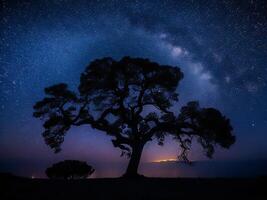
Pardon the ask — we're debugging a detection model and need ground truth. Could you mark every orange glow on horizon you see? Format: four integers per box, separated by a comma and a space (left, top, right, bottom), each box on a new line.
152, 158, 178, 163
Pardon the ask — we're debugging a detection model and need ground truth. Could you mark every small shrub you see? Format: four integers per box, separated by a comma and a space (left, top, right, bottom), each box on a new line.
46, 160, 94, 179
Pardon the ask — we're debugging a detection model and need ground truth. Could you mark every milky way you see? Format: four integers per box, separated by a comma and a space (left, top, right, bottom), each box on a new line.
0, 0, 267, 177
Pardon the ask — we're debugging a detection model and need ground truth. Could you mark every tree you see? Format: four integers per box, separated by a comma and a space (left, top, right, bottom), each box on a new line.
34, 56, 235, 178
45, 160, 95, 179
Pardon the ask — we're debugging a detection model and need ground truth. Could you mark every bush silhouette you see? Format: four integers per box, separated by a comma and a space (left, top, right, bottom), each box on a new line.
45, 160, 95, 179
34, 56, 235, 178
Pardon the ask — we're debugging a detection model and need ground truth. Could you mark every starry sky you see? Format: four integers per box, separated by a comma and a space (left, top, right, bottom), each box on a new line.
0, 0, 267, 177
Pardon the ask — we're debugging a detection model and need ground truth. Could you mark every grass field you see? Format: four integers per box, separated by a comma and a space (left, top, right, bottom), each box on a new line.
1, 174, 266, 200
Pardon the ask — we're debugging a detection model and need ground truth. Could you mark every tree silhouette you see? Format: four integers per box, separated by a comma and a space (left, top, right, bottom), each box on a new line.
33, 57, 235, 178
45, 160, 95, 179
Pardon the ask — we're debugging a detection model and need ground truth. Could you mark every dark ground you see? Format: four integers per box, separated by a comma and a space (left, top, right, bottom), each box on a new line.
0, 174, 266, 200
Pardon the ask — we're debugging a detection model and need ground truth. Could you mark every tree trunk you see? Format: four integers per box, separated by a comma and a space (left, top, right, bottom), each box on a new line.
123, 142, 145, 178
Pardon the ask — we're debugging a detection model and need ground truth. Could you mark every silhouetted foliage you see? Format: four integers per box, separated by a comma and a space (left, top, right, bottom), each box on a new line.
45, 160, 94, 179
34, 56, 235, 177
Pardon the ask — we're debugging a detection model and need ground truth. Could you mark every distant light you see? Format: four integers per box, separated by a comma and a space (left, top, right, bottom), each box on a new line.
153, 158, 178, 163
31, 175, 35, 179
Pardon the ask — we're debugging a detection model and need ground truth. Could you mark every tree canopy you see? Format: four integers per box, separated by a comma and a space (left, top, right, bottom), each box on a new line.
34, 56, 235, 177
45, 160, 95, 179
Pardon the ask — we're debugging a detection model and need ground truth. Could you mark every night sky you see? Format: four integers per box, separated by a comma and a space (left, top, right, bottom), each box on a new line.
1, 0, 267, 178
